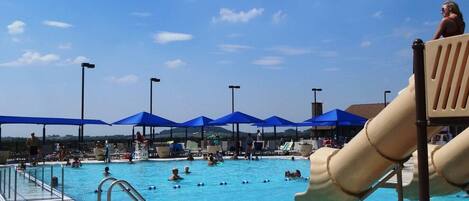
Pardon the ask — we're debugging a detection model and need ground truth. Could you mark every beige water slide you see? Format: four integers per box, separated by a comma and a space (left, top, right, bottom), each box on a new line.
403, 129, 469, 200
295, 34, 469, 201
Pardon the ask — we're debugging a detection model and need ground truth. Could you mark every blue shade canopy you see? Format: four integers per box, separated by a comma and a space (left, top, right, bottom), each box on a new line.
303, 109, 367, 126
112, 112, 176, 127
210, 111, 264, 125
0, 115, 109, 125
253, 116, 296, 127
178, 116, 214, 127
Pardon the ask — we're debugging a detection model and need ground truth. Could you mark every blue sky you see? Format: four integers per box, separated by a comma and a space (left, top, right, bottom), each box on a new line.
1, 0, 466, 137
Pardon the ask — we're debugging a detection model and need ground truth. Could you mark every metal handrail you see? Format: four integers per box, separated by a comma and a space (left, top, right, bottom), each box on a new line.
106, 179, 145, 201
97, 177, 145, 201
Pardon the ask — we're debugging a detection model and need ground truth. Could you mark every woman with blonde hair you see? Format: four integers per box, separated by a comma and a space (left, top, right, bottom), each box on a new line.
433, 1, 465, 40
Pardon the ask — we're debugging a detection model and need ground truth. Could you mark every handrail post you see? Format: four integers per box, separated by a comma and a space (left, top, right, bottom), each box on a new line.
51, 165, 53, 196
413, 38, 430, 201
34, 168, 37, 186
61, 165, 64, 201
42, 164, 44, 191
0, 168, 2, 196
3, 168, 5, 194
8, 166, 11, 198
14, 168, 17, 201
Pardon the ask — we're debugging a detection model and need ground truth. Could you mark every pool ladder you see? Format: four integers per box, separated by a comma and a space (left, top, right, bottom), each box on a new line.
97, 177, 145, 201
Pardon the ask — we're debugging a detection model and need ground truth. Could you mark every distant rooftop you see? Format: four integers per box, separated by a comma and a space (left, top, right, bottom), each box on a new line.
345, 103, 385, 119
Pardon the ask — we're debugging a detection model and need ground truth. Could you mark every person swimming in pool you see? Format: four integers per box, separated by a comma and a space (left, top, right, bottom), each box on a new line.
168, 168, 183, 181
208, 155, 217, 166
103, 167, 111, 177
184, 166, 191, 174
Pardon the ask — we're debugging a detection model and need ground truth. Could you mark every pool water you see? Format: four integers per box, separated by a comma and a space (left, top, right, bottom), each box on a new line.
32, 159, 467, 201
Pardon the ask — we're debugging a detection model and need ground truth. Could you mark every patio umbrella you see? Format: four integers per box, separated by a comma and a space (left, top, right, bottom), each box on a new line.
302, 109, 367, 140
179, 116, 214, 147
113, 112, 177, 140
302, 109, 367, 126
253, 116, 296, 139
210, 111, 264, 155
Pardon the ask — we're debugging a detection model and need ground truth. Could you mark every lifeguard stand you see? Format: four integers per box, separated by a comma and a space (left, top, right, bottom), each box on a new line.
413, 34, 469, 201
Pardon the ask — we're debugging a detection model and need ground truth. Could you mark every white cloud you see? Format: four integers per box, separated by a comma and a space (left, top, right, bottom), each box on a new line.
43, 20, 73, 28
72, 56, 90, 64
7, 20, 26, 35
217, 60, 232, 65
272, 10, 287, 24
392, 26, 420, 39
253, 56, 284, 66
0, 51, 60, 67
360, 41, 372, 48
373, 11, 383, 19
165, 59, 186, 69
323, 67, 340, 72
318, 51, 338, 58
226, 33, 243, 38
212, 8, 264, 23
218, 44, 252, 52
130, 12, 152, 17
424, 21, 439, 26
154, 32, 193, 44
270, 46, 310, 55
107, 74, 139, 84
58, 43, 72, 49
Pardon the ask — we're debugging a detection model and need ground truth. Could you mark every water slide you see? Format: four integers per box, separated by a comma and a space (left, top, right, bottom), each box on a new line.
295, 34, 469, 201
403, 129, 469, 200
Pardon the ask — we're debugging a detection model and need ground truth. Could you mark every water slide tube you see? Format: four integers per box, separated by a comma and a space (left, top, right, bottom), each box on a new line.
295, 76, 441, 201
403, 128, 469, 200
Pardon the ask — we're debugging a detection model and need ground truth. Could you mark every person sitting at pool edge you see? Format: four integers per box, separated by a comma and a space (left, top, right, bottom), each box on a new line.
184, 166, 191, 174
71, 157, 81, 168
169, 168, 183, 181
104, 167, 111, 177
215, 151, 224, 162
187, 153, 194, 161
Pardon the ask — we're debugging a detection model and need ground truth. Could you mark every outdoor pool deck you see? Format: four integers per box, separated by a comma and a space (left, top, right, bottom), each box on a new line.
0, 167, 73, 201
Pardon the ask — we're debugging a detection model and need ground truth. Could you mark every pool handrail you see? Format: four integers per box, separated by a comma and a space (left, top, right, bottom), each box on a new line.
106, 179, 145, 201
97, 176, 145, 201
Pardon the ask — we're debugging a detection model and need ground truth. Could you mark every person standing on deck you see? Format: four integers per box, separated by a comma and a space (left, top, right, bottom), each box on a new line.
433, 1, 465, 40
26, 133, 39, 166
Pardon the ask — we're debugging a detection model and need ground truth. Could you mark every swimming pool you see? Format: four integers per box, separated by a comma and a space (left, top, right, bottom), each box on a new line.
32, 159, 467, 201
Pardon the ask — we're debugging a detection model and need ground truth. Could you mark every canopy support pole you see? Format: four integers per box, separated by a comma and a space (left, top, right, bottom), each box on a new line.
185, 128, 188, 147
274, 126, 277, 140
236, 123, 240, 156
170, 127, 173, 139
0, 124, 2, 149
295, 127, 299, 141
201, 126, 204, 149
143, 126, 146, 138
42, 124, 46, 145
132, 126, 135, 142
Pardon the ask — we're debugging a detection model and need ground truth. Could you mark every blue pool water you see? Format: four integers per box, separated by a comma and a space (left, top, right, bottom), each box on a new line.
31, 159, 467, 201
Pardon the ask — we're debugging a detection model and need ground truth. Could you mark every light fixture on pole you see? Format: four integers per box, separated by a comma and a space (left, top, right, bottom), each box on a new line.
80, 62, 95, 144
384, 90, 391, 107
150, 77, 160, 141
228, 85, 240, 148
311, 88, 322, 139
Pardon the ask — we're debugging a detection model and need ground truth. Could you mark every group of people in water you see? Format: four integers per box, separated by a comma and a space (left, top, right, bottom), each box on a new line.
168, 166, 191, 181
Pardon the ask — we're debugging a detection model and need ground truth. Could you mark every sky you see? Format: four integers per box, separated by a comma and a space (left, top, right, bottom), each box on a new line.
1, 0, 467, 137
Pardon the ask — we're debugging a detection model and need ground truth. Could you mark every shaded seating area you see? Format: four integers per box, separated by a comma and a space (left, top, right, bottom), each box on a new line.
0, 115, 108, 163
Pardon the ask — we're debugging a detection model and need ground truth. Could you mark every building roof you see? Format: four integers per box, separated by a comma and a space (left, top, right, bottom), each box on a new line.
345, 103, 385, 119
